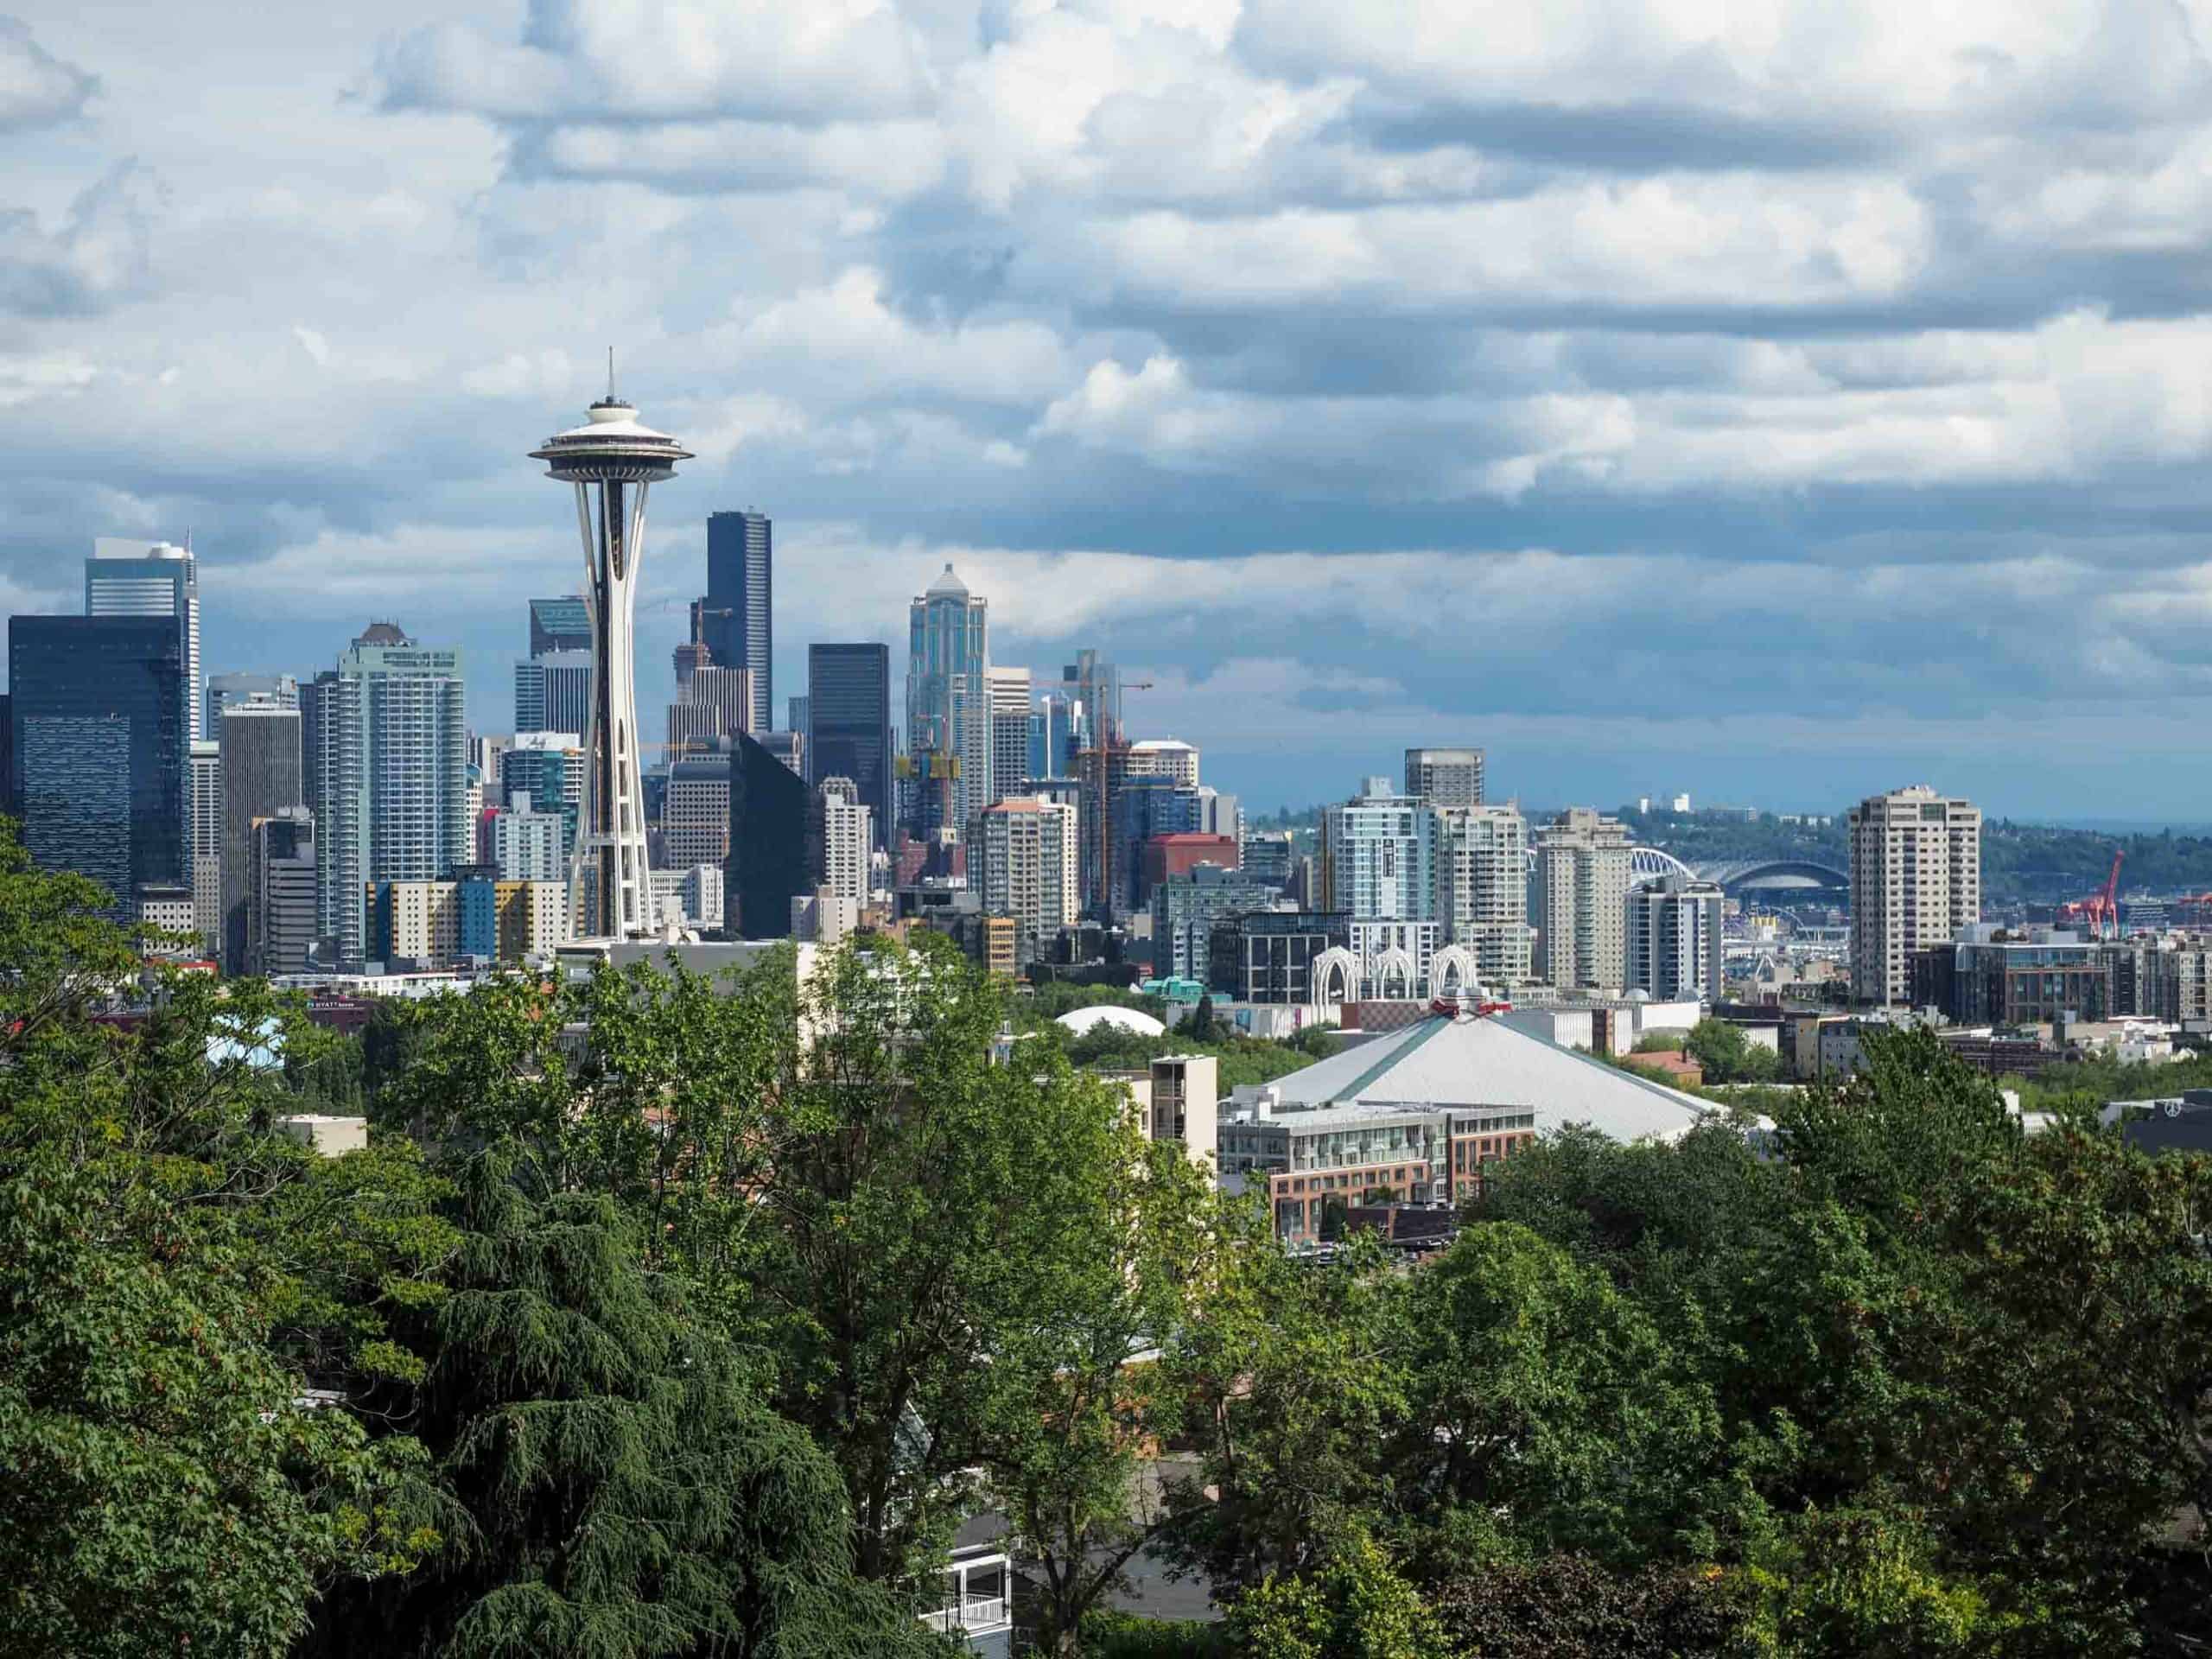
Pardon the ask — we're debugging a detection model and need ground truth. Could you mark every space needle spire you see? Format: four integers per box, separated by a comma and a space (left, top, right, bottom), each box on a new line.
531, 374, 693, 938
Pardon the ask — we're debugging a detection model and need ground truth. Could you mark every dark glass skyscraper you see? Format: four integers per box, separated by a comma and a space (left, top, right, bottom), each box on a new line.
8, 615, 186, 916
705, 510, 772, 733
527, 595, 591, 658
807, 643, 891, 850
219, 700, 303, 973
727, 730, 806, 938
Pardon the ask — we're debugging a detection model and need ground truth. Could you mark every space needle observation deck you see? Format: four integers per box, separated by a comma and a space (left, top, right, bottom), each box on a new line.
531, 389, 694, 939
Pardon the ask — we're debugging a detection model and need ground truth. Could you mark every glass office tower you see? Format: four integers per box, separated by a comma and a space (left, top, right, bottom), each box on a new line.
807, 642, 891, 850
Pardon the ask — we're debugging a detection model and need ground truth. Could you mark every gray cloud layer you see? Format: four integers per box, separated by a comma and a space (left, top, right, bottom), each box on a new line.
7, 0, 2212, 815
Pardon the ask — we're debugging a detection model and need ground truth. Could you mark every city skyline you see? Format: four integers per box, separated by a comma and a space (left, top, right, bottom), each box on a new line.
8, 3, 2212, 821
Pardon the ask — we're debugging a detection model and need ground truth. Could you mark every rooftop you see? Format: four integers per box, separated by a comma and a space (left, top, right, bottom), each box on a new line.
1249, 1013, 1707, 1142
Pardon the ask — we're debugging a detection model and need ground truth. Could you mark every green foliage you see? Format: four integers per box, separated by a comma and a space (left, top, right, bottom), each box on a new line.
1229, 1532, 1453, 1659
302, 1150, 931, 1659
1428, 1554, 1753, 1659
1683, 1020, 1779, 1084
1077, 1610, 1235, 1657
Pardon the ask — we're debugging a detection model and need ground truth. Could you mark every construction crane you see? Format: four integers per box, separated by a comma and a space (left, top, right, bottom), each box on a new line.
2057, 850, 2125, 940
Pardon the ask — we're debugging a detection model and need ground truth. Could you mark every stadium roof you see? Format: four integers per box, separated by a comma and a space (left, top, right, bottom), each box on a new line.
1259, 1014, 1707, 1142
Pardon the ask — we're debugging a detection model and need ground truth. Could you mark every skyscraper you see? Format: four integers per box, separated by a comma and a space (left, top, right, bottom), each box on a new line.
531, 393, 693, 938
808, 643, 891, 851
986, 665, 1031, 809
189, 739, 222, 954
665, 664, 753, 757
1625, 874, 1725, 1003
86, 539, 199, 747
1027, 690, 1078, 781
812, 775, 873, 906
248, 808, 317, 976
664, 750, 733, 872
1848, 785, 1982, 1007
905, 564, 988, 839
528, 595, 592, 658
704, 510, 772, 733
306, 623, 469, 967
728, 731, 807, 938
499, 733, 584, 864
205, 672, 298, 741
1404, 747, 1484, 810
219, 696, 303, 974
1434, 804, 1531, 987
978, 796, 1078, 964
515, 651, 592, 736
1535, 807, 1632, 991
1127, 739, 1199, 789
8, 615, 186, 917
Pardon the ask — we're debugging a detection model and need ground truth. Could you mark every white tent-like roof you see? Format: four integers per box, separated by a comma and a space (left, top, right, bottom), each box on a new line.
1056, 1004, 1166, 1039
1254, 1013, 1707, 1143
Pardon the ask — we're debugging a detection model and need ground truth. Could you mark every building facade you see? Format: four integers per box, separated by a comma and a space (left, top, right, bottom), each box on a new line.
814, 776, 874, 906
664, 752, 734, 871
1126, 738, 1199, 790
704, 510, 773, 732
514, 651, 592, 737
1625, 874, 1725, 1003
205, 671, 298, 741
1404, 747, 1484, 809
1433, 804, 1530, 987
491, 792, 567, 883
9, 614, 187, 918
249, 808, 318, 976
1209, 910, 1353, 1004
977, 797, 1079, 964
986, 665, 1032, 809
807, 643, 893, 849
1535, 807, 1631, 991
1323, 778, 1437, 925
728, 731, 808, 938
189, 739, 222, 953
219, 697, 304, 974
905, 564, 988, 839
1151, 866, 1280, 982
1848, 785, 1982, 1007
86, 539, 199, 747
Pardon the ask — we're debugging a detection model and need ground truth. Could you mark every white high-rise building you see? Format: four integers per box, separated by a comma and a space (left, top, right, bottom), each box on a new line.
978, 797, 1078, 962
664, 753, 734, 872
531, 391, 692, 938
1127, 739, 1199, 790
87, 539, 200, 747
189, 740, 222, 954
1404, 747, 1484, 810
816, 776, 873, 905
905, 564, 988, 838
1322, 777, 1436, 922
1625, 874, 1725, 1003
1535, 807, 1631, 991
304, 623, 468, 968
986, 666, 1031, 807
492, 791, 566, 883
1848, 785, 1982, 1007
1435, 804, 1531, 986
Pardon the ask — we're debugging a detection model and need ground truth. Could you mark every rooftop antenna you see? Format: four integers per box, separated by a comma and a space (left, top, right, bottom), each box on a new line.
607, 346, 615, 401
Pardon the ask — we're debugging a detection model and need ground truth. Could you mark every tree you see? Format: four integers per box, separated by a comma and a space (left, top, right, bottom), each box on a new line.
1187, 995, 1217, 1042
1428, 1554, 1751, 1659
301, 1149, 932, 1658
1682, 1019, 1778, 1084
979, 1136, 1220, 1656
1230, 1532, 1453, 1659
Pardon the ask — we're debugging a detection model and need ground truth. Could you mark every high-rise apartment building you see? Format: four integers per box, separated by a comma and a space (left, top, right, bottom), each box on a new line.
8, 614, 186, 918
1152, 865, 1280, 982
1404, 747, 1484, 810
1109, 774, 1203, 918
1434, 804, 1531, 986
306, 623, 468, 968
905, 564, 988, 839
500, 733, 583, 866
490, 791, 566, 883
514, 650, 592, 737
205, 672, 298, 741
813, 776, 873, 905
86, 539, 199, 747
1028, 690, 1079, 781
219, 696, 303, 973
807, 643, 892, 849
248, 808, 317, 976
1322, 778, 1437, 923
1625, 874, 1724, 1003
1127, 739, 1199, 790
1535, 807, 1631, 991
1848, 785, 1982, 1007
977, 797, 1078, 963
986, 666, 1031, 808
189, 739, 222, 953
704, 510, 772, 733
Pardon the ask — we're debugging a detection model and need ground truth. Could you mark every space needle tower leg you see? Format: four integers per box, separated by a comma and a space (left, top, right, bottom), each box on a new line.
531, 384, 693, 940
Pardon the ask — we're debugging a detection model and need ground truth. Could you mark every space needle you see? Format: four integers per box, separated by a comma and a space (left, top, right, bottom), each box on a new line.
531, 368, 693, 938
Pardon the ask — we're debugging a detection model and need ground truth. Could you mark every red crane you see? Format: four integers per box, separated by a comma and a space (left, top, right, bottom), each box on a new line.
2058, 851, 2125, 940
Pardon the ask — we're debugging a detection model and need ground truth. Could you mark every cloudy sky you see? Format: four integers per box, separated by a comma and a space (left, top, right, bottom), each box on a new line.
9, 0, 2212, 819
